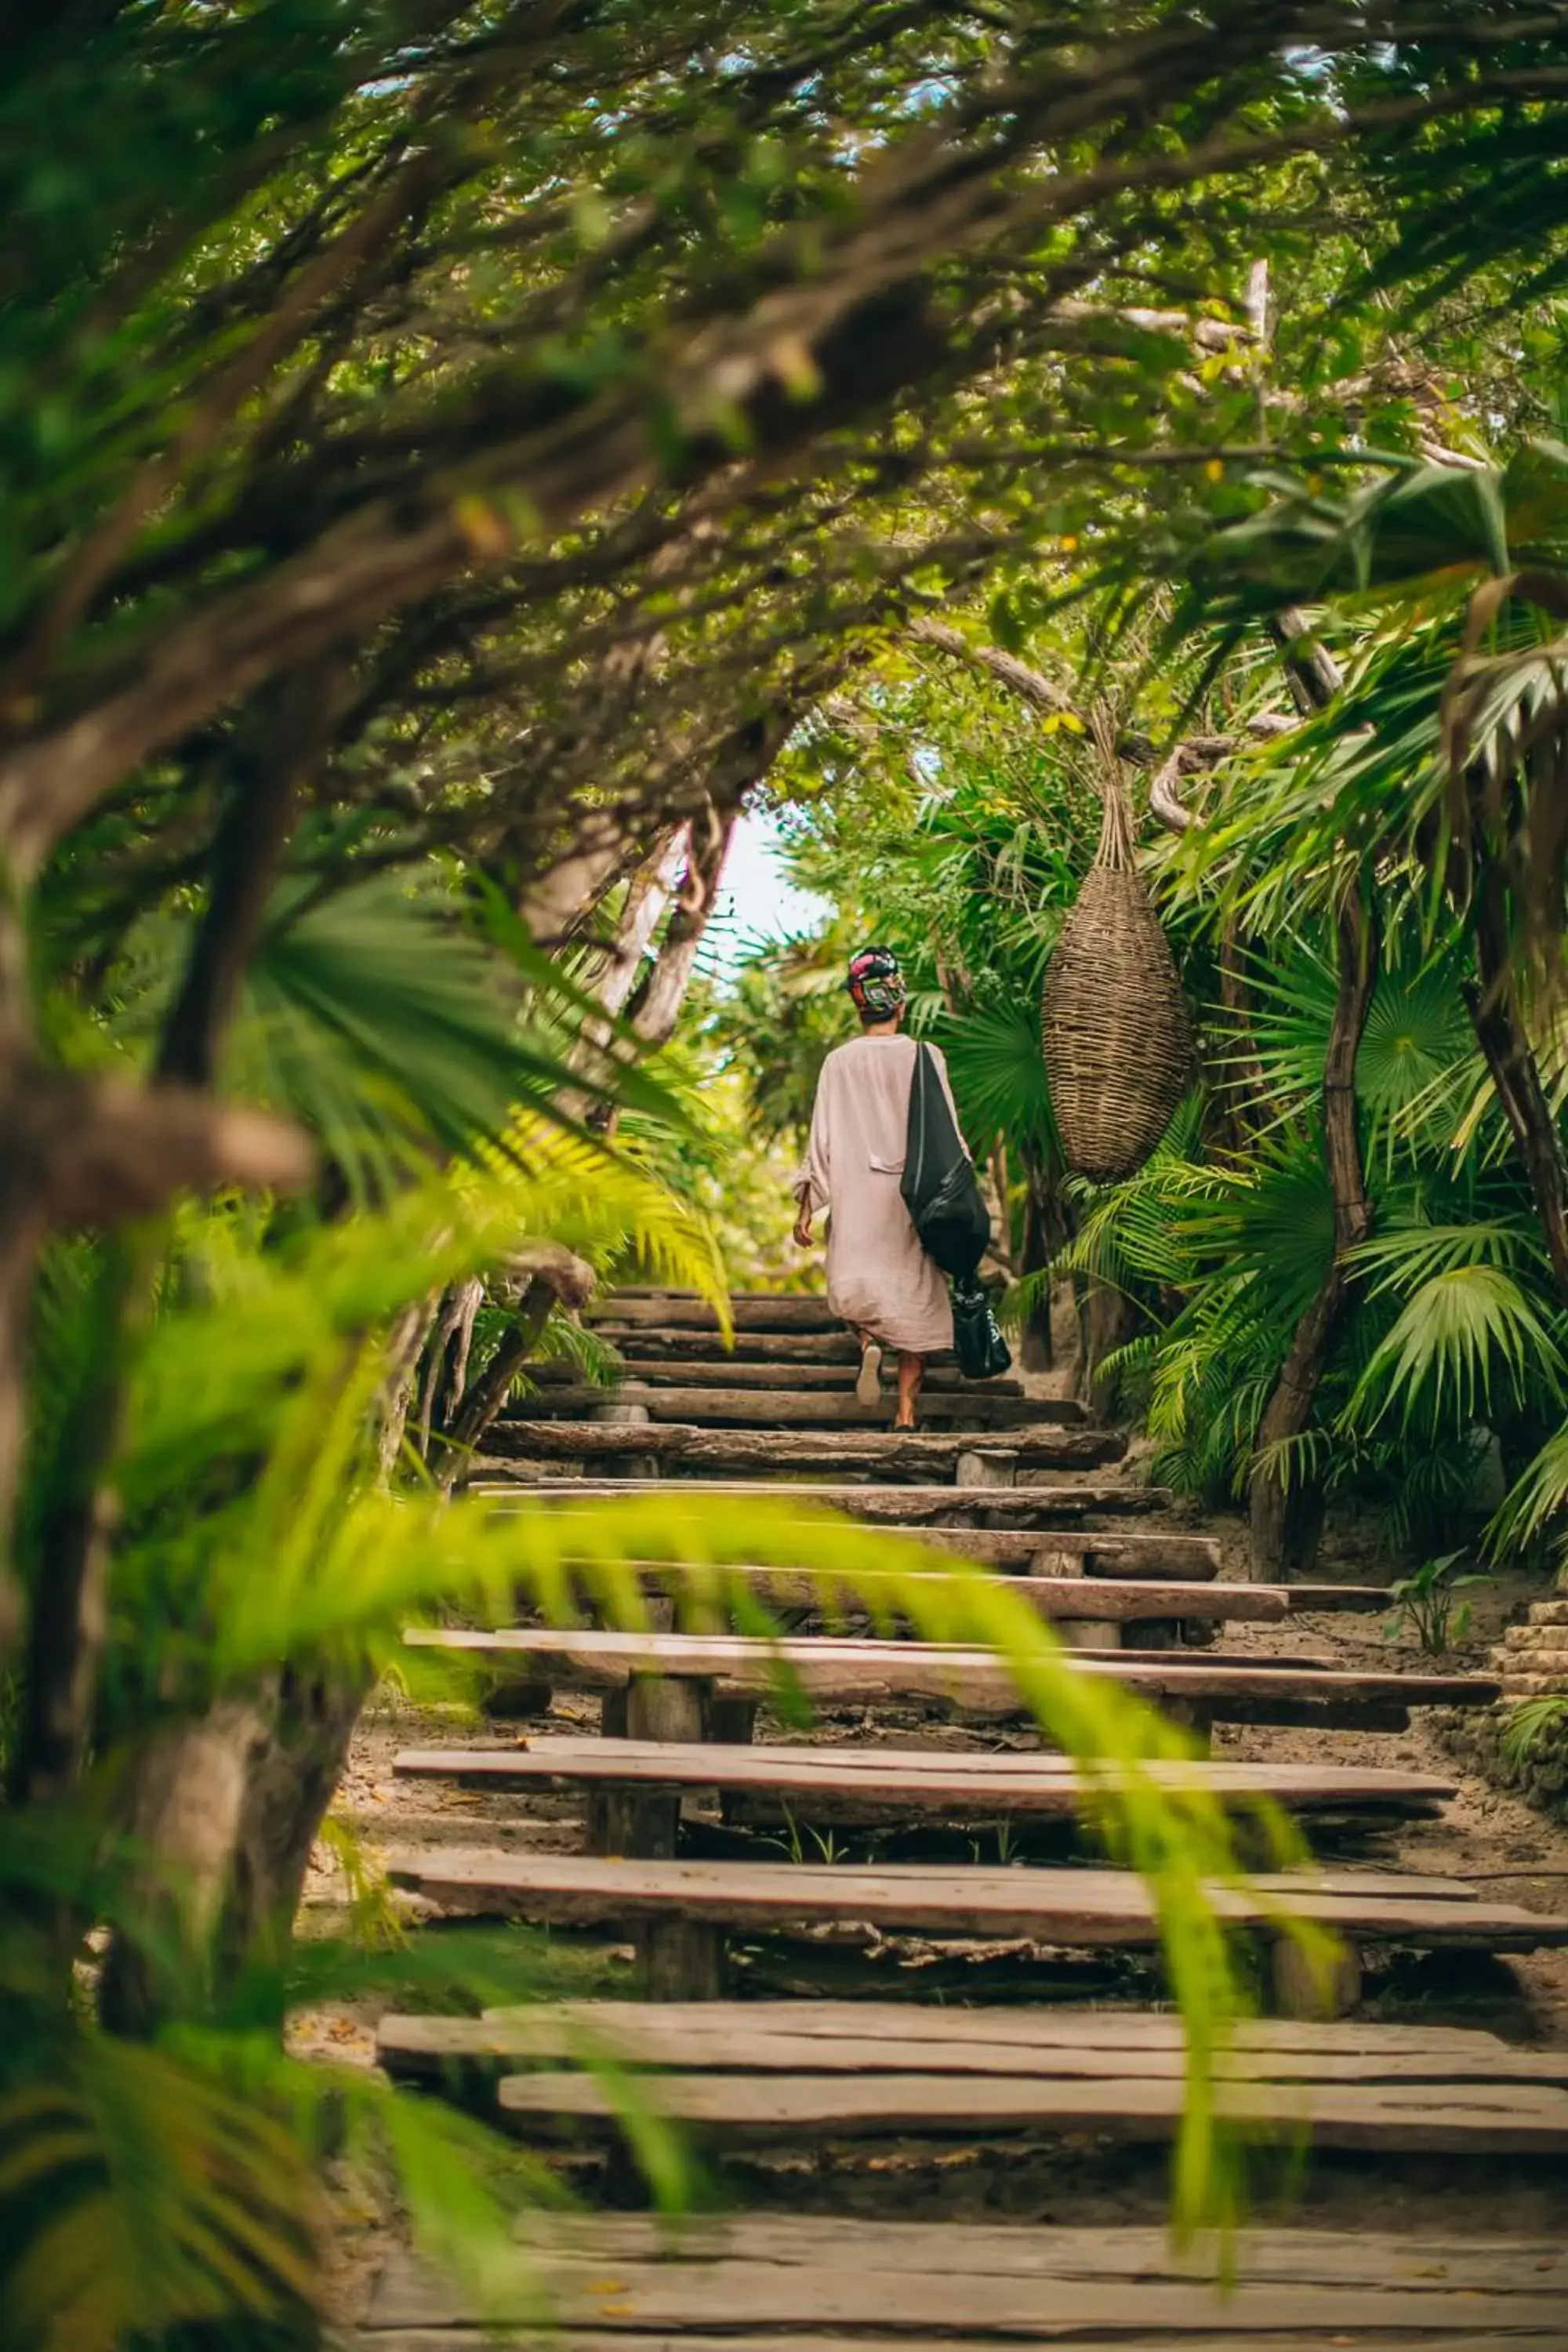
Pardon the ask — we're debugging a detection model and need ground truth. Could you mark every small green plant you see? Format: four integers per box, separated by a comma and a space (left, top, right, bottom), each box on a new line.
765, 1809, 846, 1866
1383, 1552, 1486, 1654
1501, 1696, 1568, 1768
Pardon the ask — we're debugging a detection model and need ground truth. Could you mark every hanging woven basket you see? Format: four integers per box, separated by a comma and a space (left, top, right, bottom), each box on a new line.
1042, 764, 1192, 1182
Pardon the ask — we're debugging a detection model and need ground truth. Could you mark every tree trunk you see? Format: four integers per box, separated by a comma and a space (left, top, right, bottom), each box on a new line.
1465, 856, 1568, 1303
626, 804, 740, 1050
1075, 1277, 1140, 1416
430, 1270, 558, 1491
12, 679, 329, 1803
218, 1668, 376, 1977
99, 1696, 275, 2034
1248, 884, 1377, 1578
1018, 1153, 1056, 1373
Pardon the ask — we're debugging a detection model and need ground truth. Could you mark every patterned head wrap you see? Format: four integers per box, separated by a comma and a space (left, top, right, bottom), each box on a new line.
846, 946, 906, 1022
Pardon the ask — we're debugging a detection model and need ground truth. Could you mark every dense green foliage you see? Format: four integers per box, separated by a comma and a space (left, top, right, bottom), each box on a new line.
10, 5, 1568, 2342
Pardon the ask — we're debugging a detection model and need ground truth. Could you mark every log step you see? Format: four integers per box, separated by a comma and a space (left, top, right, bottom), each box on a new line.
392, 1848, 1568, 1951
476, 1478, 1168, 1523
507, 1385, 1047, 1431
480, 1424, 1125, 1475
363, 2212, 1568, 2342
588, 1294, 842, 1333
484, 1506, 1226, 1579
622, 1566, 1280, 1624
404, 1625, 1499, 1721
393, 1737, 1455, 1818
533, 1356, 1036, 1399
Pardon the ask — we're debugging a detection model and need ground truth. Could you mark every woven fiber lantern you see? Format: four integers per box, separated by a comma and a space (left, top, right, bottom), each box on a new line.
1042, 767, 1192, 1182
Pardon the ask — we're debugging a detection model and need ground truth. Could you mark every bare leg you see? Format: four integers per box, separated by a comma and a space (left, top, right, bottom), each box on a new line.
894, 1352, 924, 1430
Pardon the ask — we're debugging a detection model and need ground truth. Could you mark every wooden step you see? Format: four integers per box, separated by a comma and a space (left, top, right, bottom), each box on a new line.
394, 1737, 1455, 1819
595, 1327, 873, 1363
535, 1356, 1035, 1399
405, 1625, 1499, 1722
626, 1566, 1282, 1624
483, 1502, 1223, 1578
364, 2214, 1568, 2345
393, 1849, 1568, 1955
377, 2002, 1568, 2158
507, 1385, 1047, 1431
379, 1998, 1544, 2074
365, 2213, 1568, 2343
589, 1295, 840, 1333
477, 1478, 1167, 1523
480, 1424, 1125, 1475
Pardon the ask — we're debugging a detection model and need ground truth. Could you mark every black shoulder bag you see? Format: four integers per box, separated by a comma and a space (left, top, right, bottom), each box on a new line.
900, 1044, 1012, 1381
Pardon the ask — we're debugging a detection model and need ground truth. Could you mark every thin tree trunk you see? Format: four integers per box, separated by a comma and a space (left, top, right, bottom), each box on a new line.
13, 677, 331, 1806
430, 1271, 558, 1493
99, 1695, 275, 2034
1465, 857, 1568, 1302
626, 804, 739, 1049
1248, 884, 1377, 1578
218, 1668, 375, 1977
1018, 1146, 1067, 1373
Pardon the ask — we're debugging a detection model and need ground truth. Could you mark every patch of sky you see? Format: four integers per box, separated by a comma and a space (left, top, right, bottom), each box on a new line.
702, 805, 833, 978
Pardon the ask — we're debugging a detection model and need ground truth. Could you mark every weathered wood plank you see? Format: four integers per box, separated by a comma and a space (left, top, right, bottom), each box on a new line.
506, 1387, 1044, 1431
378, 2009, 1562, 2085
402, 1625, 1501, 1712
364, 2223, 1568, 2336
393, 1852, 1568, 1948
481, 1425, 1126, 1473
587, 1297, 840, 1332
536, 1357, 1034, 1399
392, 1738, 1454, 1816
491, 2066, 1568, 2154
626, 1567, 1284, 1624
362, 2328, 1555, 2351
594, 1327, 866, 1363
371, 2209, 1568, 2289
475, 1479, 1171, 1523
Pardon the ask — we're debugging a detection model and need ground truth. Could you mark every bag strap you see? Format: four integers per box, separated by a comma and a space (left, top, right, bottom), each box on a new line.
904, 1040, 936, 1196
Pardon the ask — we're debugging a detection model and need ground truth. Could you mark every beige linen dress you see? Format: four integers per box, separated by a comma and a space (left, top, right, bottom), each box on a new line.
795, 1033, 959, 1354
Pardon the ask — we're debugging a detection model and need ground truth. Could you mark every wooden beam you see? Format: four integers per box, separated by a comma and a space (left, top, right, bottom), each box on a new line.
480, 1423, 1126, 1472
391, 1850, 1568, 1950
393, 1737, 1454, 1817
401, 1625, 1500, 1712
475, 1479, 1170, 1521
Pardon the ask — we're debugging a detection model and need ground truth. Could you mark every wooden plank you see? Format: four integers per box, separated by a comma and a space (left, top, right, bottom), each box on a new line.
362, 2328, 1556, 2352
371, 2209, 1568, 2290
587, 1297, 840, 1332
392, 1738, 1453, 1814
393, 1852, 1568, 1947
506, 1387, 1044, 1431
475, 1480, 1170, 1522
481, 1425, 1127, 1473
627, 1566, 1286, 1623
399, 1999, 1527, 2058
378, 2009, 1566, 2086
491, 2065, 1568, 2154
365, 2230, 1568, 2336
402, 1625, 1501, 1710
538, 1357, 1033, 1399
544, 1517, 1225, 1579
594, 1327, 867, 1363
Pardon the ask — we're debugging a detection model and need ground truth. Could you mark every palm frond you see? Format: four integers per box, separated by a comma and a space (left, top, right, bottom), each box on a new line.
1346, 1264, 1566, 1434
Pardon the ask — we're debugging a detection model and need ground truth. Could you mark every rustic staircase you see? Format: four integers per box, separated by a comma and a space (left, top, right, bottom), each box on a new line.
366, 1286, 1568, 2347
